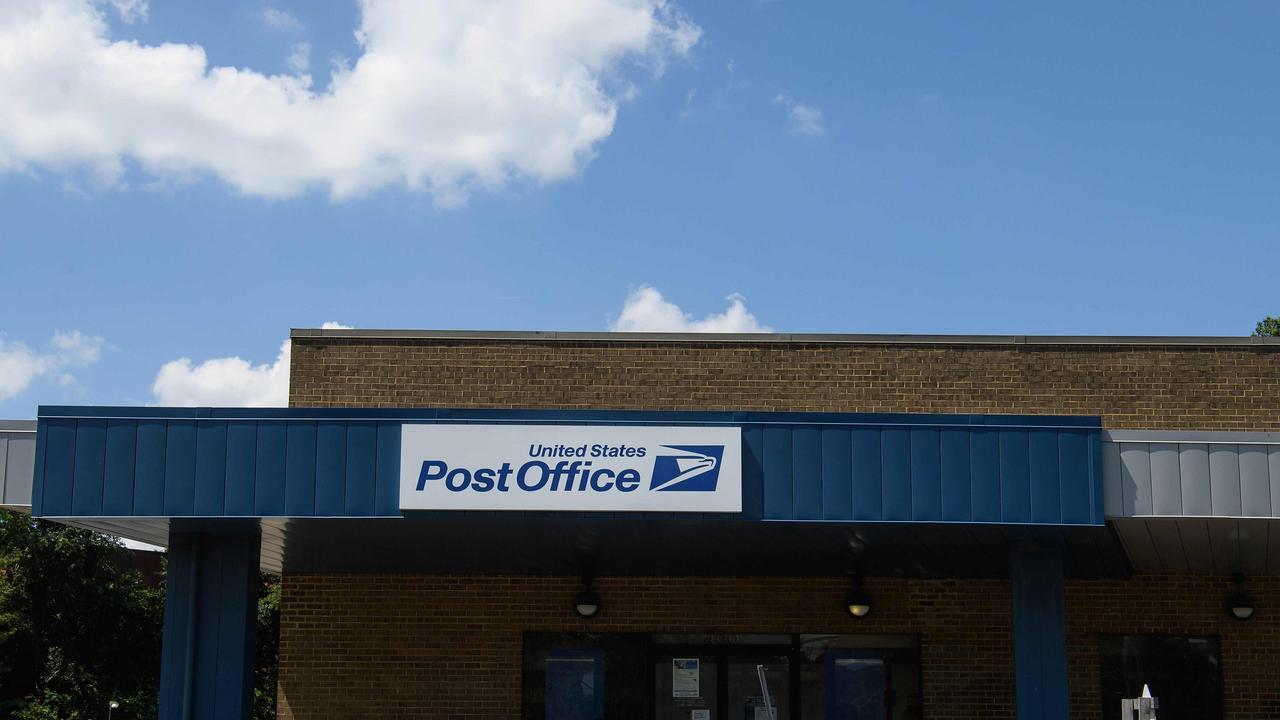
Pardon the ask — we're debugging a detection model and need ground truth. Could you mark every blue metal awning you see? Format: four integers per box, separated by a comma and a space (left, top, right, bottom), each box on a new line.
30, 407, 1118, 577
33, 407, 1103, 525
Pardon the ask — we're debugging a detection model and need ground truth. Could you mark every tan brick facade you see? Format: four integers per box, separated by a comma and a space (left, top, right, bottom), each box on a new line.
1065, 575, 1280, 720
289, 337, 1280, 430
279, 334, 1280, 719
277, 575, 1013, 720
277, 573, 1280, 720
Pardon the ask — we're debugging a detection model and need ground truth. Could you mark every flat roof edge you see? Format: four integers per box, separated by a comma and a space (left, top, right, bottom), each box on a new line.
0, 420, 36, 432
290, 328, 1280, 347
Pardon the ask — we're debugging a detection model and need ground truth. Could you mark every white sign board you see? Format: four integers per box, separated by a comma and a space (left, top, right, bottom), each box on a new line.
399, 424, 741, 512
672, 658, 701, 698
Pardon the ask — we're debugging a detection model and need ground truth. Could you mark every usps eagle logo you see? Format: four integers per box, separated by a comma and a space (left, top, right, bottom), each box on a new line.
649, 445, 725, 492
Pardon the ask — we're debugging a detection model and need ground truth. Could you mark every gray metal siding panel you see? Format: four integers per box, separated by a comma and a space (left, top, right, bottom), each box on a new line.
1179, 444, 1213, 516
1149, 444, 1182, 515
1209, 445, 1243, 516
0, 435, 7, 502
4, 433, 35, 506
1119, 444, 1153, 515
1271, 447, 1280, 517
1103, 441, 1123, 517
1239, 447, 1272, 517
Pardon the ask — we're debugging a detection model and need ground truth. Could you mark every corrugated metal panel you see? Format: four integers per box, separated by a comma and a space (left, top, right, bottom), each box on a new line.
1103, 433, 1280, 519
0, 434, 7, 501
33, 410, 1104, 525
1104, 432, 1280, 574
0, 429, 38, 506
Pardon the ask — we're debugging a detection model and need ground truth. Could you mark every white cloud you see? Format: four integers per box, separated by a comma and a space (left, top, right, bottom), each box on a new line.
286, 41, 310, 74
0, 330, 105, 401
609, 286, 771, 333
773, 93, 825, 137
152, 340, 291, 407
103, 0, 147, 23
259, 7, 302, 32
50, 329, 104, 366
0, 0, 700, 205
150, 322, 351, 407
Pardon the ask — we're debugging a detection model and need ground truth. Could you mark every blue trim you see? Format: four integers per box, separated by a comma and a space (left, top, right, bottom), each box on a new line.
940, 428, 972, 521
194, 421, 227, 516
159, 532, 260, 720
1011, 543, 1069, 720
41, 419, 76, 516
820, 428, 852, 520
881, 429, 910, 521
162, 420, 196, 516
741, 426, 765, 519
134, 420, 166, 516
102, 420, 137, 515
284, 422, 317, 516
224, 422, 256, 516
763, 427, 793, 519
253, 422, 286, 516
32, 408, 1105, 526
315, 421, 347, 516
792, 426, 822, 520
850, 428, 882, 521
910, 428, 942, 521
71, 419, 106, 516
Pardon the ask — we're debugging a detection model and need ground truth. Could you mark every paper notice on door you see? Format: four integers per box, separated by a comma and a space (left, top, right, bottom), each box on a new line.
752, 706, 776, 720
672, 658, 700, 698
691, 711, 710, 720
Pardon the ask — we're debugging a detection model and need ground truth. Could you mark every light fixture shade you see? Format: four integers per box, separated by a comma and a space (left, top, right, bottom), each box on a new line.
845, 575, 872, 618
1228, 591, 1255, 621
574, 589, 601, 618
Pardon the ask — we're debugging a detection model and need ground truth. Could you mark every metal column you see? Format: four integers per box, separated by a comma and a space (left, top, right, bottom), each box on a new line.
158, 531, 261, 720
1011, 542, 1069, 720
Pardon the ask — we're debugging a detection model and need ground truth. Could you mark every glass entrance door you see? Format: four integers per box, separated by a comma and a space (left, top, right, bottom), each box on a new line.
652, 645, 792, 720
525, 632, 919, 720
726, 654, 789, 720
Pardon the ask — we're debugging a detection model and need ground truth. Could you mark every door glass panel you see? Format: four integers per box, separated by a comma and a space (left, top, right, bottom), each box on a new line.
825, 653, 885, 720
799, 635, 922, 720
654, 654, 717, 720
727, 655, 789, 720
545, 649, 604, 720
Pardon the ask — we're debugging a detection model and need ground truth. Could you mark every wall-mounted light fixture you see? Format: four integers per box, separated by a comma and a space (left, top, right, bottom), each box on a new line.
1227, 573, 1255, 621
845, 574, 872, 618
574, 576, 601, 619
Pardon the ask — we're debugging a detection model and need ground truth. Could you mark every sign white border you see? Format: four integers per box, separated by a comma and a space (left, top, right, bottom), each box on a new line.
399, 424, 742, 512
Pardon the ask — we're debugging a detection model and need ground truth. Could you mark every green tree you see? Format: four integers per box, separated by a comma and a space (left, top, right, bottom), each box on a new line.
254, 576, 281, 719
0, 511, 162, 719
1255, 317, 1280, 337
0, 511, 282, 719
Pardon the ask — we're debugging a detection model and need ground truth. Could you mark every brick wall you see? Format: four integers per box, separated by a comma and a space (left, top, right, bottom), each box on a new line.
289, 338, 1280, 430
280, 335, 1280, 719
277, 574, 1012, 720
1066, 574, 1280, 720
276, 573, 1280, 720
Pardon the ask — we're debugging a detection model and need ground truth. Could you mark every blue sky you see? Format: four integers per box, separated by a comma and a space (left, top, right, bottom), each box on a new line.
1, 0, 1278, 417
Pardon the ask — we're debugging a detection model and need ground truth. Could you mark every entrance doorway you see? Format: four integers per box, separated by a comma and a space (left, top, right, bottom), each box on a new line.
524, 633, 921, 719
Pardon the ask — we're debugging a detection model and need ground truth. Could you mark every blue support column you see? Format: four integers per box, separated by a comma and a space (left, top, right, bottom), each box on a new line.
1011, 542, 1069, 720
159, 531, 261, 720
